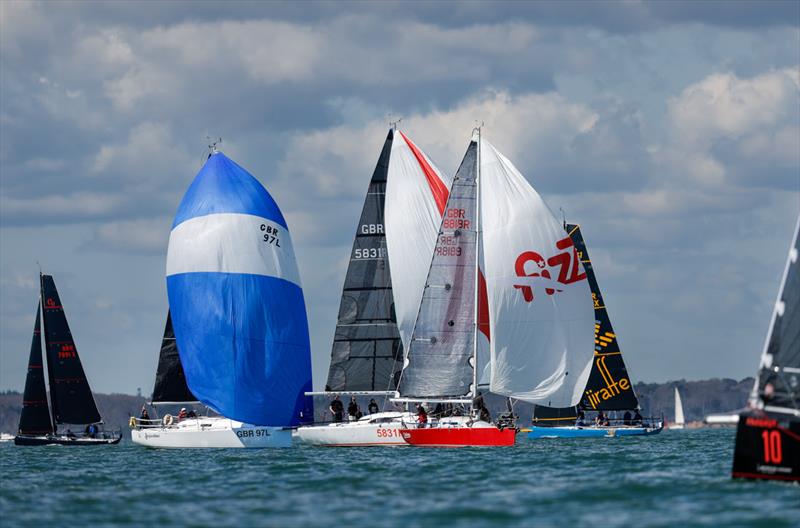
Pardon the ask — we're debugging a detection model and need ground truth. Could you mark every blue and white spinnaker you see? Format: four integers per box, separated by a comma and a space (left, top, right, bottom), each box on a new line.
166, 151, 313, 426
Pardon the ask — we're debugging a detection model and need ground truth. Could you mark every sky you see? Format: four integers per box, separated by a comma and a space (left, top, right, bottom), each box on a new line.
1, 1, 798, 396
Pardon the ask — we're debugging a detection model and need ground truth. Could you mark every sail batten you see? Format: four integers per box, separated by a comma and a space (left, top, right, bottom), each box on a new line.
18, 303, 54, 435
325, 131, 403, 392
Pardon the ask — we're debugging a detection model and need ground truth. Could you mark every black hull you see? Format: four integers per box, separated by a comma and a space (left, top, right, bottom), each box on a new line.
14, 434, 121, 446
732, 409, 800, 482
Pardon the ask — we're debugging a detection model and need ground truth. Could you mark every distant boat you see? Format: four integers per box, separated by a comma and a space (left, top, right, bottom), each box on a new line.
131, 147, 313, 448
296, 128, 451, 446
732, 215, 799, 481
396, 130, 595, 447
669, 387, 686, 430
527, 223, 663, 439
15, 274, 121, 446
704, 413, 739, 426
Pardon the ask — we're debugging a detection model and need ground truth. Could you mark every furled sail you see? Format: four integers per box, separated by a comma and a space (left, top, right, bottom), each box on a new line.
326, 130, 403, 392
753, 215, 800, 413
385, 131, 453, 355
166, 151, 313, 426
480, 138, 594, 407
151, 311, 196, 403
18, 304, 54, 435
40, 274, 102, 425
397, 140, 479, 400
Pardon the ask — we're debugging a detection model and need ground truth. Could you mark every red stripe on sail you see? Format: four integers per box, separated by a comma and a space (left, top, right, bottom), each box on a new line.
398, 131, 449, 216
478, 271, 490, 341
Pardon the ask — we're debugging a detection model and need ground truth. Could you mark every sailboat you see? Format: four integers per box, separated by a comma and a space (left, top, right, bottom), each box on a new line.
15, 274, 121, 446
296, 128, 452, 446
131, 148, 313, 448
669, 387, 686, 430
732, 215, 799, 481
395, 130, 596, 447
527, 223, 663, 438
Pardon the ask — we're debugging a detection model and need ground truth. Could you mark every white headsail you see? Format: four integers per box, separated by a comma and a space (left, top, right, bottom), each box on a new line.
385, 132, 453, 354
479, 137, 595, 407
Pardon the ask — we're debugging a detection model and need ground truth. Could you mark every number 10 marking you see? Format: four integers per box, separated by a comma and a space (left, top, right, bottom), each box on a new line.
761, 429, 782, 464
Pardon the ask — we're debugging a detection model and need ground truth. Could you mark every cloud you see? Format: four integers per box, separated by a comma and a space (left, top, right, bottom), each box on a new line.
83, 217, 172, 254
664, 68, 800, 189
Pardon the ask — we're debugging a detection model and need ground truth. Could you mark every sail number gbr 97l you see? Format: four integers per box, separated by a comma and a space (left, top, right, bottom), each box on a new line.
260, 224, 281, 247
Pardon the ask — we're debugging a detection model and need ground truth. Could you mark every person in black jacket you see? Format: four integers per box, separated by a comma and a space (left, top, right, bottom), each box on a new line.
368, 399, 379, 415
329, 395, 344, 422
347, 396, 360, 421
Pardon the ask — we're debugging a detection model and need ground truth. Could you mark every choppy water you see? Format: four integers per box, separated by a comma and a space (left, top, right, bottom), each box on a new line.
1, 428, 797, 527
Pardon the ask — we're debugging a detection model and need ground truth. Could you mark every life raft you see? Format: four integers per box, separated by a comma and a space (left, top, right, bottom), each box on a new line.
163, 414, 174, 426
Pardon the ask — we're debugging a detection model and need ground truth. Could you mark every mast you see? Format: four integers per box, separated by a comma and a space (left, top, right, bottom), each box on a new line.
471, 125, 482, 406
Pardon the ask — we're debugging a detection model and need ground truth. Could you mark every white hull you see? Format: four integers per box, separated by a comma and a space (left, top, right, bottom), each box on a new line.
131, 417, 291, 448
295, 412, 415, 447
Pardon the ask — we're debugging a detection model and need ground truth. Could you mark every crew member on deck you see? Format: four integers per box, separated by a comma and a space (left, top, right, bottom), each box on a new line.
416, 404, 428, 427
595, 411, 606, 427
330, 395, 344, 422
178, 408, 188, 421
576, 411, 586, 427
347, 396, 360, 421
633, 410, 643, 426
140, 406, 150, 421
187, 409, 197, 419
368, 399, 379, 415
623, 410, 632, 426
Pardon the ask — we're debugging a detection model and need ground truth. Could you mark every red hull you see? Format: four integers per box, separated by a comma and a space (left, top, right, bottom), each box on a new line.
400, 426, 516, 447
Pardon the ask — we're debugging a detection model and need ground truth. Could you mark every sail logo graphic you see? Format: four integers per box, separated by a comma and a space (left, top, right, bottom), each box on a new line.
58, 344, 76, 360
585, 355, 631, 409
513, 235, 587, 302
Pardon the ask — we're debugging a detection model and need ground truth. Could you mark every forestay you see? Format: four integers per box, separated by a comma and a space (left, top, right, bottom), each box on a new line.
166, 152, 313, 426
397, 141, 479, 400
385, 131, 452, 355
480, 139, 594, 408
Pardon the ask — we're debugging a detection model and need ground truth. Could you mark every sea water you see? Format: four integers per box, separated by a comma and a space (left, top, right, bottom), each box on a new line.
1, 428, 797, 527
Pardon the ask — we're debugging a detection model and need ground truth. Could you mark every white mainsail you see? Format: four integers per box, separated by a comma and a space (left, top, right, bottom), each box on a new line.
385, 131, 453, 354
674, 387, 685, 426
480, 137, 595, 408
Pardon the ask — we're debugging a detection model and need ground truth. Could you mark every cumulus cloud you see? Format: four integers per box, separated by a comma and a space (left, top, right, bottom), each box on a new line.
663, 68, 800, 188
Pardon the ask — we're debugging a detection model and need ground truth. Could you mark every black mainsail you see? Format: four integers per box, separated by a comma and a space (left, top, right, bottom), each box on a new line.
151, 311, 197, 403
40, 274, 102, 425
733, 216, 799, 481
18, 304, 54, 436
533, 224, 639, 424
325, 130, 404, 392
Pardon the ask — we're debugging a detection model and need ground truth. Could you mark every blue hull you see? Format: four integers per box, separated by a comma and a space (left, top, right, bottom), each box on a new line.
527, 425, 663, 439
